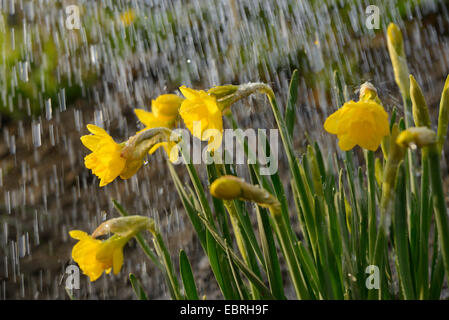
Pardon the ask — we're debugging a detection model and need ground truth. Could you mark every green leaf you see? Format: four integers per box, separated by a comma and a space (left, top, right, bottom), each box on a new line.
179, 250, 199, 300
206, 164, 233, 246
153, 231, 183, 300
332, 70, 345, 106
255, 206, 285, 299
206, 230, 231, 299
168, 162, 206, 249
393, 164, 415, 299
129, 273, 148, 300
285, 69, 299, 137
429, 246, 445, 299
202, 216, 275, 299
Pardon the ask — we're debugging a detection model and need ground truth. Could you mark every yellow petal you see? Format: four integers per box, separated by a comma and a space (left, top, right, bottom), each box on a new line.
338, 134, 357, 151
152, 94, 183, 120
69, 230, 90, 240
86, 124, 109, 137
134, 109, 173, 129
80, 135, 102, 151
150, 142, 180, 163
112, 248, 124, 275
71, 235, 106, 282
134, 109, 159, 128
179, 86, 200, 100
324, 109, 343, 134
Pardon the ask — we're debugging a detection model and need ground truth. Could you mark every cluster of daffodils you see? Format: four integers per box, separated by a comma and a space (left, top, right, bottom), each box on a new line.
81, 84, 268, 187
70, 22, 449, 302
81, 91, 191, 186
73, 83, 271, 282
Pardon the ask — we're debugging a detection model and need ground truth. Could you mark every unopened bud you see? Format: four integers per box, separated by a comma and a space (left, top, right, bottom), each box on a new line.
359, 82, 380, 104
396, 127, 437, 149
410, 75, 431, 128
387, 23, 410, 99
437, 75, 449, 154
207, 85, 239, 99
92, 215, 154, 238
209, 83, 274, 112
210, 175, 244, 200
119, 127, 175, 179
210, 175, 281, 215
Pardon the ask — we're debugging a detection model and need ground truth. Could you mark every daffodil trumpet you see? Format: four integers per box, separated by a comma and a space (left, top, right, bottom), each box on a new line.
134, 94, 184, 130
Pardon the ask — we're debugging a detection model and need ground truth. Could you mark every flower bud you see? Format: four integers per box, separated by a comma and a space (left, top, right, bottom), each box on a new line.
396, 127, 437, 149
380, 124, 406, 213
92, 215, 154, 238
387, 23, 410, 99
210, 175, 244, 200
359, 82, 381, 104
207, 85, 239, 100
410, 75, 431, 128
210, 175, 281, 215
209, 83, 274, 112
437, 75, 449, 154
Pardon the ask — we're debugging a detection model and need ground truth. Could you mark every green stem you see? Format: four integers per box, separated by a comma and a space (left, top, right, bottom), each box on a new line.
179, 145, 216, 229
417, 149, 430, 299
152, 230, 183, 300
393, 164, 415, 299
270, 207, 310, 299
365, 150, 377, 261
223, 200, 260, 299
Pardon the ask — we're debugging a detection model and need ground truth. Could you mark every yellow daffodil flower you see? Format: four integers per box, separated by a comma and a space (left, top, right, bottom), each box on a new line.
120, 9, 136, 26
396, 126, 436, 149
81, 125, 173, 186
324, 100, 389, 151
81, 124, 127, 187
69, 231, 130, 282
152, 94, 184, 122
134, 94, 183, 129
70, 216, 153, 282
134, 96, 183, 163
134, 108, 174, 129
179, 86, 223, 151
